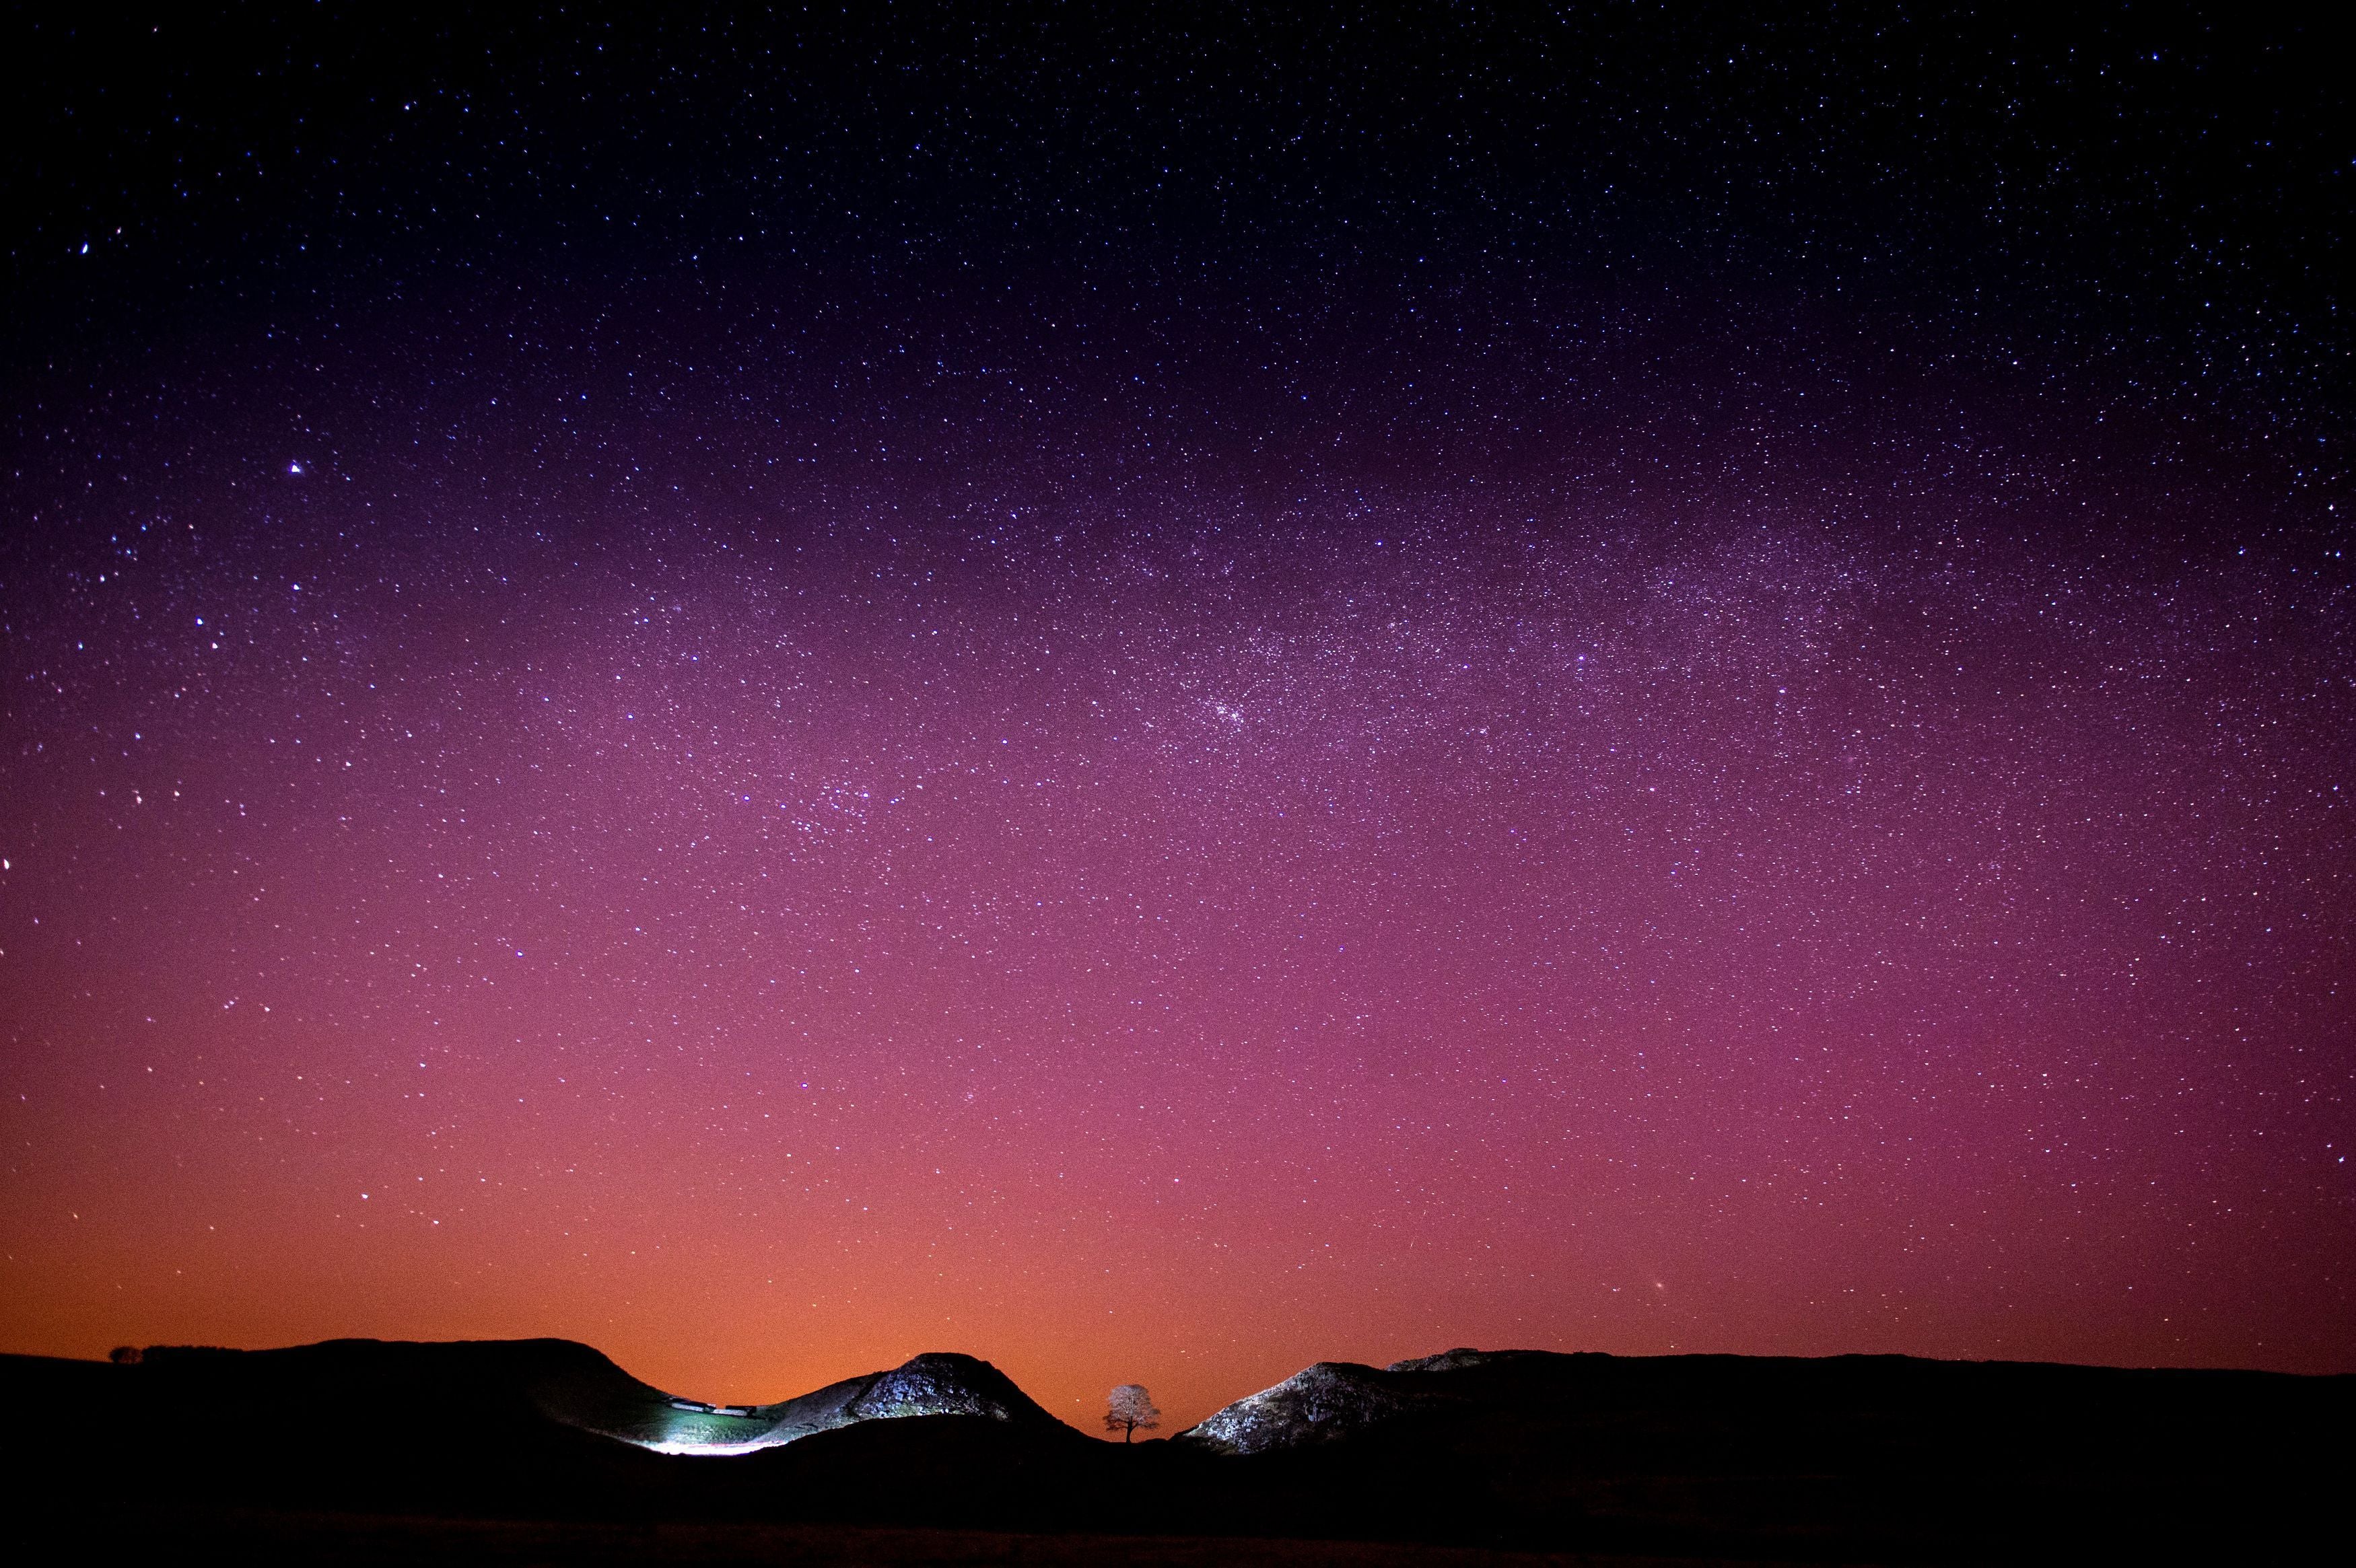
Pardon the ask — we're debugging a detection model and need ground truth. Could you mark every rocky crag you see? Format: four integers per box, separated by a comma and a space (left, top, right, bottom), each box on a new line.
1178, 1346, 1565, 1454
541, 1348, 1051, 1454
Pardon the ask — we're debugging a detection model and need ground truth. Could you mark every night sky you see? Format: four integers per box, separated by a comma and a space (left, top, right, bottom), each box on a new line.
3, 5, 2351, 1432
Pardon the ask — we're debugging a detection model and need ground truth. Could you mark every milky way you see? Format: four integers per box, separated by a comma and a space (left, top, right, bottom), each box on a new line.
3, 8, 2350, 1428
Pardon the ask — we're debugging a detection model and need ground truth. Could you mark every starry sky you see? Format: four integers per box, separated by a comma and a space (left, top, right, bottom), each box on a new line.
3, 5, 2351, 1432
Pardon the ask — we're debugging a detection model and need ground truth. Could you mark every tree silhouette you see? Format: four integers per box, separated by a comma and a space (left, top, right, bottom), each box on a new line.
108, 1345, 141, 1365
1105, 1383, 1159, 1442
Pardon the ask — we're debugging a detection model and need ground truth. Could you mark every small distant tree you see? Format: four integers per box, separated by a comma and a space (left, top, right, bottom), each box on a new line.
1105, 1383, 1159, 1443
108, 1345, 141, 1365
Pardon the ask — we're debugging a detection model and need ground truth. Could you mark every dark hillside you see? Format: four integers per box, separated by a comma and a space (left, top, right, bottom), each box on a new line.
3, 1341, 673, 1518
5, 1342, 2349, 1563
1180, 1349, 2356, 1560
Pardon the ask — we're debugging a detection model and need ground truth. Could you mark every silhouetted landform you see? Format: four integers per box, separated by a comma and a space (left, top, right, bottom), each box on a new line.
6, 1341, 2350, 1565
1181, 1357, 1458, 1454
530, 1343, 1055, 1454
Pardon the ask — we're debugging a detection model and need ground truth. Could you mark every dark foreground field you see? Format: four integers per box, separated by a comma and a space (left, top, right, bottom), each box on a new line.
65, 1511, 1757, 1567
5, 1342, 2347, 1565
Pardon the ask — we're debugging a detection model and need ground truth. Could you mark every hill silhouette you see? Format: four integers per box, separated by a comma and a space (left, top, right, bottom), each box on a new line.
5, 1340, 2349, 1564
530, 1343, 1056, 1455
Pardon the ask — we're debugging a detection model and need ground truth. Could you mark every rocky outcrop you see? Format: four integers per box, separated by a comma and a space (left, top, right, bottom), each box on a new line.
852, 1353, 1034, 1421
539, 1347, 1052, 1456
1176, 1360, 1455, 1456
1179, 1347, 1567, 1454
1385, 1346, 1498, 1374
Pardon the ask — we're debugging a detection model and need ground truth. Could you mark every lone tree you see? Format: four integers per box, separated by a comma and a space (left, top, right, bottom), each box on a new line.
1105, 1383, 1160, 1442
